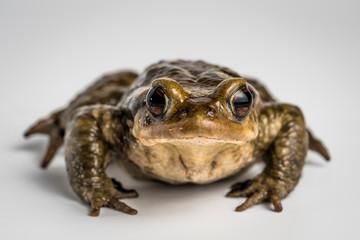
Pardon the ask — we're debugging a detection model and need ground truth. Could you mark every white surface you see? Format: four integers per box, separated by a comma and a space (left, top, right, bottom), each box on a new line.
1, 0, 359, 239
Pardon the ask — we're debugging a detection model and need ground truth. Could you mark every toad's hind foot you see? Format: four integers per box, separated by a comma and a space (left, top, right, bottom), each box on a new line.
307, 130, 330, 161
24, 110, 64, 168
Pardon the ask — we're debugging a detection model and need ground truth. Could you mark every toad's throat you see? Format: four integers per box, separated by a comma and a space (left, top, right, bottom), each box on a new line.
125, 140, 255, 184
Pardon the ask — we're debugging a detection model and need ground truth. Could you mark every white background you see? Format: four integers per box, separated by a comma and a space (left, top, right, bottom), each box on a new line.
1, 0, 360, 239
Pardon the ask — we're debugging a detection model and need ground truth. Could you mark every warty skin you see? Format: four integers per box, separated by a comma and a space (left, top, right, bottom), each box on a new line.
25, 60, 330, 216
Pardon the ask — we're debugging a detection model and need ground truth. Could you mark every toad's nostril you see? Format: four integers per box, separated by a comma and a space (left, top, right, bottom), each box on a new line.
208, 107, 216, 117
179, 107, 191, 118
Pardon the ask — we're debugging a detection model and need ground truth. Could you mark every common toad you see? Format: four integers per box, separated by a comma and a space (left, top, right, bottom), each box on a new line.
25, 60, 330, 216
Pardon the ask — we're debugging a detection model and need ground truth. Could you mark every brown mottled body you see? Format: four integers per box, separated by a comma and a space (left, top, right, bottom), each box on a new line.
25, 60, 329, 216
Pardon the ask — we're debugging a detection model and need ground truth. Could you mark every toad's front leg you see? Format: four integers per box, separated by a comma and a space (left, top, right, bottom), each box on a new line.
227, 104, 310, 212
65, 106, 138, 216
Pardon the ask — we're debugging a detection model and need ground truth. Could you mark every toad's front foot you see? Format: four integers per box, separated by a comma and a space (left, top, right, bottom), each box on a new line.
226, 173, 292, 212
88, 179, 138, 217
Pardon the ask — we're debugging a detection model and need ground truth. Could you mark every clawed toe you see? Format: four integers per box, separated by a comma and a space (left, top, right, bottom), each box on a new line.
226, 179, 254, 198
90, 198, 104, 217
111, 178, 139, 198
235, 191, 267, 212
269, 191, 283, 212
90, 197, 138, 217
108, 199, 138, 215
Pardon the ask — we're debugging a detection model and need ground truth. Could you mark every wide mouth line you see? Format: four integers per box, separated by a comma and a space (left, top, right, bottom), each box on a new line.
142, 135, 246, 144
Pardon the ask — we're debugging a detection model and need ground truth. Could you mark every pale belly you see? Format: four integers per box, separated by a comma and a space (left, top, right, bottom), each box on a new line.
119, 140, 256, 184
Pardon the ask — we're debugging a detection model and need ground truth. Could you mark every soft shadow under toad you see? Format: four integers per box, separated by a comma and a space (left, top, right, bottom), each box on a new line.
27, 165, 77, 201
16, 138, 48, 164
18, 138, 76, 201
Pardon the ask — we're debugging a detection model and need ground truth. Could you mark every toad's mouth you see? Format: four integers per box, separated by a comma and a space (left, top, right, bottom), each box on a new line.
132, 120, 259, 146
132, 108, 259, 147
137, 135, 249, 146
132, 128, 258, 146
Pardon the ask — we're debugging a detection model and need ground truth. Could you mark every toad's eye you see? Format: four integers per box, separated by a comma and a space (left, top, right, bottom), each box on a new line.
146, 87, 170, 116
228, 88, 253, 118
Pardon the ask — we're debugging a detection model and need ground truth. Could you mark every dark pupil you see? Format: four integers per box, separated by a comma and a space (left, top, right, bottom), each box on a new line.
147, 88, 166, 115
233, 89, 252, 116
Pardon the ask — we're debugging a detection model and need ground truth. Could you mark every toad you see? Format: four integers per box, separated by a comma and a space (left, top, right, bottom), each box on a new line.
25, 60, 330, 216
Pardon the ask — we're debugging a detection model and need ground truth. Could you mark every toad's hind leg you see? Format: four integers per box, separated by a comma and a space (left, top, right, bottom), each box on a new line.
24, 70, 138, 168
24, 110, 64, 168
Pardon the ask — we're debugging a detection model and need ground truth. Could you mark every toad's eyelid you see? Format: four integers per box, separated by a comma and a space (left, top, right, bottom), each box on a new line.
211, 78, 247, 99
165, 94, 171, 112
